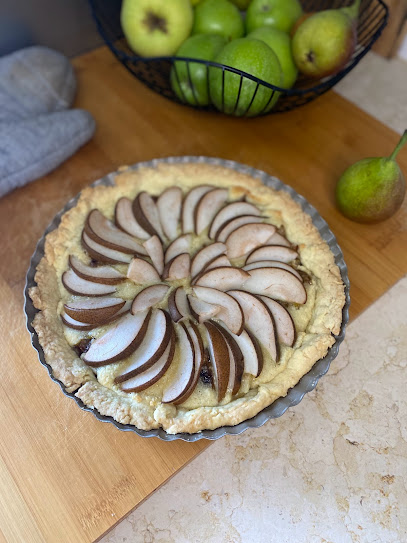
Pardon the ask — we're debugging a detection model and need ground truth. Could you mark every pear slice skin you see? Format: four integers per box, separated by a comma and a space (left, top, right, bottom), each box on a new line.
243, 267, 307, 304
82, 231, 132, 265
143, 235, 164, 276
164, 234, 192, 264
120, 325, 176, 393
162, 322, 195, 404
115, 310, 173, 382
217, 325, 262, 377
216, 215, 266, 243
194, 266, 249, 291
243, 260, 302, 281
211, 321, 244, 396
191, 242, 227, 279
131, 284, 169, 314
163, 253, 191, 280
62, 269, 117, 297
246, 245, 298, 265
115, 197, 150, 240
193, 285, 244, 335
225, 223, 277, 259
83, 309, 151, 366
257, 295, 295, 347
64, 297, 125, 324
133, 192, 166, 240
204, 321, 230, 402
157, 186, 183, 240
209, 201, 261, 239
69, 255, 125, 285
168, 287, 192, 322
127, 257, 161, 284
85, 209, 147, 255
62, 301, 131, 330
181, 185, 214, 233
195, 188, 228, 235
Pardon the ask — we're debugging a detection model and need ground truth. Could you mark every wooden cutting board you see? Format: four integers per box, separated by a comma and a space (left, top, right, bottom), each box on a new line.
0, 46, 406, 543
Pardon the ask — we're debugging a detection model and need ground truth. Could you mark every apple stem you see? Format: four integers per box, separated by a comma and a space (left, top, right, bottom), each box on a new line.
389, 130, 407, 161
342, 0, 362, 20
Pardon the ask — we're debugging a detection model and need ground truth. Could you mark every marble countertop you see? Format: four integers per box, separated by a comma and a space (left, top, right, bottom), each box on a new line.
101, 52, 407, 543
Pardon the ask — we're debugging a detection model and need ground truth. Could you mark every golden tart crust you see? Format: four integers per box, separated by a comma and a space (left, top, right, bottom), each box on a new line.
29, 162, 345, 434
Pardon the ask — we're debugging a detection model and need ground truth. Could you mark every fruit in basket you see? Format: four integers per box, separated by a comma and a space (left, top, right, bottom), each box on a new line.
121, 0, 193, 57
247, 27, 297, 88
192, 0, 245, 41
246, 0, 303, 34
292, 0, 361, 79
209, 37, 282, 116
335, 131, 407, 223
170, 34, 227, 106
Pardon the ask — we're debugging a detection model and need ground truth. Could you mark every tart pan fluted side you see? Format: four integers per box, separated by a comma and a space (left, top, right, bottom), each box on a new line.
24, 156, 350, 442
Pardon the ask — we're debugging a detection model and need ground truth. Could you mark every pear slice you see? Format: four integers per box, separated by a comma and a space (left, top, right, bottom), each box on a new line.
164, 234, 192, 264
127, 257, 161, 284
244, 328, 264, 377
188, 295, 221, 322
120, 329, 176, 393
216, 215, 266, 243
168, 287, 191, 322
163, 253, 190, 281
131, 284, 169, 314
62, 269, 116, 297
195, 188, 228, 235
243, 268, 307, 304
267, 232, 291, 247
209, 201, 261, 239
143, 235, 164, 276
228, 290, 278, 362
85, 209, 147, 255
115, 197, 150, 240
225, 223, 277, 259
216, 325, 263, 377
162, 322, 196, 404
203, 255, 231, 272
204, 321, 230, 402
69, 255, 125, 285
194, 267, 249, 291
181, 185, 213, 233
82, 231, 133, 265
211, 321, 244, 396
115, 310, 173, 382
61, 301, 131, 330
243, 260, 302, 281
246, 245, 298, 264
64, 297, 125, 324
193, 286, 244, 335
257, 296, 295, 347
171, 320, 205, 405
133, 192, 165, 240
83, 309, 151, 366
157, 186, 182, 240
190, 242, 227, 279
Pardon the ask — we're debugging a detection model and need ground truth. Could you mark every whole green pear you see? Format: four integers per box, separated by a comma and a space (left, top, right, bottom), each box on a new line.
335, 131, 407, 223
171, 34, 227, 106
247, 27, 298, 88
192, 0, 244, 41
209, 38, 282, 117
246, 0, 303, 34
292, 0, 360, 79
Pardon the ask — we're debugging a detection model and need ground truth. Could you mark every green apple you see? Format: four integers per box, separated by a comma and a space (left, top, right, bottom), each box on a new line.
121, 0, 193, 57
171, 34, 227, 106
192, 0, 244, 41
209, 37, 282, 116
230, 0, 251, 9
246, 0, 303, 34
247, 27, 297, 88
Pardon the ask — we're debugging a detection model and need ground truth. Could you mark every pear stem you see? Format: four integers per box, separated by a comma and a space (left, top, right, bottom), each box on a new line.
342, 0, 362, 20
389, 130, 407, 161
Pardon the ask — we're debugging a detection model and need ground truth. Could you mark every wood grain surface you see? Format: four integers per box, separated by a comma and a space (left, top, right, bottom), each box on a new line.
0, 46, 406, 543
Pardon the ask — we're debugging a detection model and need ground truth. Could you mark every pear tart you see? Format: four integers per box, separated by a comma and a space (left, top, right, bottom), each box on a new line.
29, 162, 345, 434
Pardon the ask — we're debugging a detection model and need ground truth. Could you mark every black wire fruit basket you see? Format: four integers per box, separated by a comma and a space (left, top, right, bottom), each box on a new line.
89, 0, 388, 116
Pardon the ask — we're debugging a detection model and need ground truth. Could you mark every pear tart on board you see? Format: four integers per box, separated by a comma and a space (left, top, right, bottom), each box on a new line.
29, 161, 345, 435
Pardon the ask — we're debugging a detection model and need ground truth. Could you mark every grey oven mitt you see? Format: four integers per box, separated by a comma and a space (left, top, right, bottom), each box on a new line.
0, 46, 95, 197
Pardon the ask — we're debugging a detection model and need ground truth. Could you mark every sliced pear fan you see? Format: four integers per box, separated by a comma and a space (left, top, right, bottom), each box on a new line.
243, 268, 307, 304
133, 192, 166, 240
85, 209, 147, 255
257, 295, 295, 347
181, 185, 213, 233
62, 301, 131, 330
225, 223, 277, 259
143, 235, 164, 276
246, 245, 298, 264
69, 255, 125, 285
115, 197, 150, 240
83, 309, 151, 366
211, 321, 244, 396
163, 253, 190, 280
204, 321, 230, 402
82, 231, 132, 265
64, 297, 125, 324
115, 310, 173, 382
62, 269, 117, 297
216, 215, 266, 243
195, 188, 228, 234
127, 257, 161, 284
164, 234, 192, 264
209, 201, 261, 239
194, 266, 249, 291
131, 284, 169, 314
168, 287, 191, 322
157, 186, 182, 240
162, 323, 195, 404
193, 286, 244, 335
190, 242, 226, 279
243, 260, 302, 281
